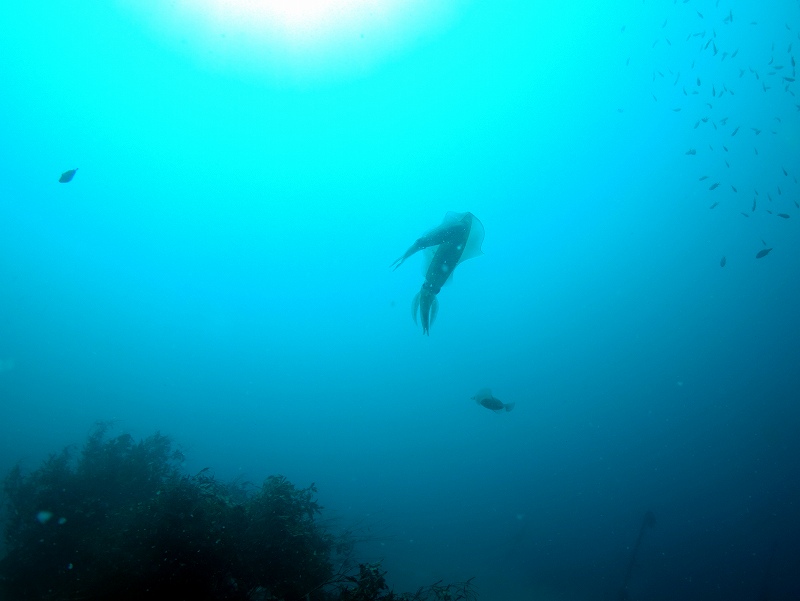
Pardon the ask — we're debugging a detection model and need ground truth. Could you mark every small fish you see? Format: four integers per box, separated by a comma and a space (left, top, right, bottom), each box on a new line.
731, 126, 739, 136
782, 166, 788, 175
709, 201, 719, 209
740, 212, 750, 217
686, 148, 697, 155
752, 199, 757, 211
755, 248, 772, 258
720, 256, 726, 267
777, 213, 790, 218
699, 175, 709, 180
794, 200, 799, 208
58, 168, 78, 183
472, 388, 515, 413
751, 127, 761, 134
731, 185, 738, 192
709, 182, 720, 190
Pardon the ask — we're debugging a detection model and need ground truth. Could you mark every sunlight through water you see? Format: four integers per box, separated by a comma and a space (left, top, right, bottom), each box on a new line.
127, 0, 462, 82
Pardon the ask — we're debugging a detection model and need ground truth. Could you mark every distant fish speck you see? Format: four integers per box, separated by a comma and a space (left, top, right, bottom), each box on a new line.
699, 175, 709, 180
720, 256, 726, 267
686, 148, 696, 155
59, 169, 78, 183
709, 201, 719, 209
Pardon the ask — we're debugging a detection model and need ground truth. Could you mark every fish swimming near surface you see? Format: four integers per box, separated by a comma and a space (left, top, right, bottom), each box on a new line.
720, 256, 726, 267
473, 388, 515, 413
392, 211, 484, 335
756, 248, 773, 259
59, 168, 78, 183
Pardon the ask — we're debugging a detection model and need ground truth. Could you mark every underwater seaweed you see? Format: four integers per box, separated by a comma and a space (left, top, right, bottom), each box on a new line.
0, 425, 476, 601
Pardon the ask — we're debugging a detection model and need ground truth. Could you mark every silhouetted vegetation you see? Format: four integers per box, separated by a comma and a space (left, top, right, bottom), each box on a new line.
0, 424, 477, 601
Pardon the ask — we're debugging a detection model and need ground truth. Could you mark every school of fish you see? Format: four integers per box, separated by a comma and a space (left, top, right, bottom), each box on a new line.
626, 1, 798, 267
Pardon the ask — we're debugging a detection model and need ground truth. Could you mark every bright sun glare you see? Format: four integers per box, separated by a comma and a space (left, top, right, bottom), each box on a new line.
201, 0, 379, 41
129, 0, 458, 80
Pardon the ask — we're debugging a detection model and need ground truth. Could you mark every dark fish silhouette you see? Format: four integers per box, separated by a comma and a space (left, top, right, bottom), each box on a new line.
59, 169, 78, 183
756, 248, 772, 259
472, 388, 515, 413
720, 256, 726, 267
709, 201, 719, 209
731, 126, 740, 136
777, 213, 790, 218
709, 182, 720, 190
699, 175, 709, 180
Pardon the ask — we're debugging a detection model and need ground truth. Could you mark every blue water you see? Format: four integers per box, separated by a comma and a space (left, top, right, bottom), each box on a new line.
1, 1, 799, 599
